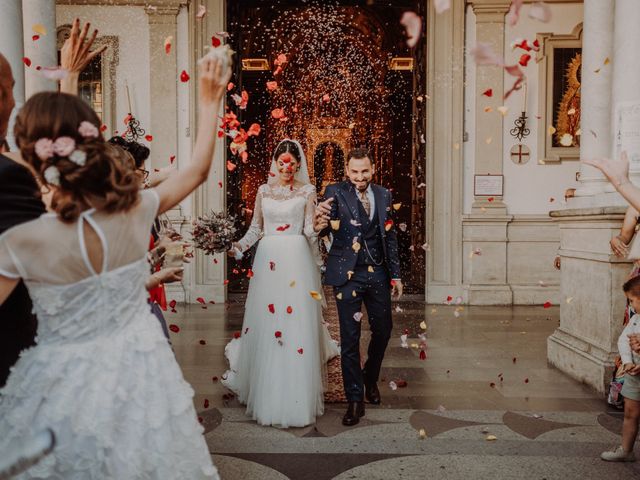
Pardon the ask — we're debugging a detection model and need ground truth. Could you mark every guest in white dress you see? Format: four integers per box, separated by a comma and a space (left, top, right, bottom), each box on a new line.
0, 52, 230, 479
222, 139, 339, 428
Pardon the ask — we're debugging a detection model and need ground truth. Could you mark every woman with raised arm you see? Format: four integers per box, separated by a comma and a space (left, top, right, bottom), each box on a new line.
0, 51, 230, 479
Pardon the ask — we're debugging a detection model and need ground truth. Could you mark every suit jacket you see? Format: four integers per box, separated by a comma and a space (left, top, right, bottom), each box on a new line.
0, 153, 46, 388
320, 181, 401, 286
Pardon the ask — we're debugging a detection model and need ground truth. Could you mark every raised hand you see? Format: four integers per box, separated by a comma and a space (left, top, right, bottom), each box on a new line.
60, 18, 107, 94
314, 197, 333, 232
582, 151, 630, 189
630, 333, 640, 354
198, 52, 232, 105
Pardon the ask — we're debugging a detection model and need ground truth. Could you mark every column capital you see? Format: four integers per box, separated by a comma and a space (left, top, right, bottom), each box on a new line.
145, 4, 180, 20
470, 1, 510, 17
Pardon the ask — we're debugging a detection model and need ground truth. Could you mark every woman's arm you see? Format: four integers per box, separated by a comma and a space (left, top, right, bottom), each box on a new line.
620, 206, 639, 244
155, 55, 231, 214
611, 205, 639, 256
0, 276, 19, 306
230, 189, 264, 254
583, 152, 640, 211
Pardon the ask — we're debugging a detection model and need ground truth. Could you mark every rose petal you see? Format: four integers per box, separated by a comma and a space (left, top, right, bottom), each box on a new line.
180, 70, 190, 82
297, 348, 304, 354
169, 324, 180, 333
164, 36, 173, 54
400, 11, 422, 48
353, 312, 363, 322
275, 330, 282, 338
196, 4, 207, 18
211, 35, 221, 48
470, 43, 504, 66
434, 0, 451, 14
528, 2, 552, 23
268, 304, 275, 314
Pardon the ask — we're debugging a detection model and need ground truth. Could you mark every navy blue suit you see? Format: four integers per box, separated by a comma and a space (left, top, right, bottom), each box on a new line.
320, 181, 401, 402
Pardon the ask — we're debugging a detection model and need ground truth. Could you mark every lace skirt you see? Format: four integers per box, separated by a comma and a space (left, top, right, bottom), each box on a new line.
0, 310, 218, 479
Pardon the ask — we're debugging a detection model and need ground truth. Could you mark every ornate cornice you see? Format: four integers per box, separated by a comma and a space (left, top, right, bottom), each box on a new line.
56, 0, 186, 6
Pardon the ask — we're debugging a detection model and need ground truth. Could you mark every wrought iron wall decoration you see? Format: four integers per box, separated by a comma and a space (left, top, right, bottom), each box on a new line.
510, 111, 530, 142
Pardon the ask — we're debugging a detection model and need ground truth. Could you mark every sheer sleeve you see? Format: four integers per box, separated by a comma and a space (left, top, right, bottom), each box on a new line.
303, 186, 322, 267
0, 231, 23, 279
237, 186, 264, 252
303, 186, 318, 240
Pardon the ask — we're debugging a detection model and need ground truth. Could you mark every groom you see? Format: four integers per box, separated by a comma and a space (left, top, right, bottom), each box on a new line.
314, 148, 402, 426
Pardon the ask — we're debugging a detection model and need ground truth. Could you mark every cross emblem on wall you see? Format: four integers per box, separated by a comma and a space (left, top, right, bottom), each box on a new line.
510, 144, 530, 164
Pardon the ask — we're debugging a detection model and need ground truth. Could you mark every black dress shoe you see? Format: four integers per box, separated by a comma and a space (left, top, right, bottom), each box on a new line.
364, 382, 381, 405
342, 401, 365, 426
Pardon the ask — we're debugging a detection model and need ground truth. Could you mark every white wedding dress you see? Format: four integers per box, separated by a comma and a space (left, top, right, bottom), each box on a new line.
0, 189, 218, 479
222, 181, 339, 428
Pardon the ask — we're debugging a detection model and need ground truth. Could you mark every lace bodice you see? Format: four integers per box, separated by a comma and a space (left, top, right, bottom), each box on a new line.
0, 189, 159, 345
237, 183, 318, 252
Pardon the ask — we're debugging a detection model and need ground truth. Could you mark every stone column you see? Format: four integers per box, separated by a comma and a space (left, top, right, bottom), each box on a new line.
191, 0, 228, 303
471, 2, 509, 214
22, 0, 57, 97
145, 4, 180, 173
425, 0, 465, 303
1, 0, 25, 150
611, 0, 640, 183
463, 1, 512, 305
548, 0, 634, 395
573, 0, 614, 198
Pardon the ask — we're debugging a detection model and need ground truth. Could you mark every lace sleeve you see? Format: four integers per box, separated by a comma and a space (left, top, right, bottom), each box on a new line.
303, 186, 322, 267
303, 186, 318, 240
237, 187, 264, 252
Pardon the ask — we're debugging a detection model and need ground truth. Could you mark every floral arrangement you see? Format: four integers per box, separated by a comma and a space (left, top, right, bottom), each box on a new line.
191, 211, 237, 255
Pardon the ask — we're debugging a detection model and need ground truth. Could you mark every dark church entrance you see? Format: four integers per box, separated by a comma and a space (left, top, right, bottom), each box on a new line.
225, 0, 427, 293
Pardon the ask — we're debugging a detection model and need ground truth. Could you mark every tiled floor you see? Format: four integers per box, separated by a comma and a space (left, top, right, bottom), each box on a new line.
167, 299, 640, 479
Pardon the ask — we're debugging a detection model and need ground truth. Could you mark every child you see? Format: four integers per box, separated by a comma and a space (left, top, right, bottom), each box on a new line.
601, 275, 640, 462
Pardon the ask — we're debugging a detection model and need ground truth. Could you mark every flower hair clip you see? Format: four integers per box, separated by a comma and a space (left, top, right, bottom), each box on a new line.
33, 121, 99, 178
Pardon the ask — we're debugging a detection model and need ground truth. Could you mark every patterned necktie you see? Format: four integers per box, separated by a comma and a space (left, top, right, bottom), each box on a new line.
359, 190, 371, 217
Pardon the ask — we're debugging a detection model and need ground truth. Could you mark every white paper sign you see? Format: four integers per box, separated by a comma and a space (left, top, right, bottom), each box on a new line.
614, 102, 640, 169
474, 175, 503, 196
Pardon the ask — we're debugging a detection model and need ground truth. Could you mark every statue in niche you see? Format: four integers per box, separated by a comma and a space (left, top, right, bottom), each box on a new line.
554, 52, 581, 147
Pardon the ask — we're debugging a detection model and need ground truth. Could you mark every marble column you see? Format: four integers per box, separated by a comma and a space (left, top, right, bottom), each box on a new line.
22, 0, 57, 97
191, 0, 227, 303
462, 2, 512, 305
1, 0, 25, 150
548, 0, 634, 395
145, 4, 180, 173
471, 2, 509, 214
611, 0, 640, 183
425, 0, 465, 303
573, 0, 614, 198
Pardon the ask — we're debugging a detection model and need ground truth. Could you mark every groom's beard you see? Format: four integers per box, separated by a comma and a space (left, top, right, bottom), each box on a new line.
349, 179, 371, 192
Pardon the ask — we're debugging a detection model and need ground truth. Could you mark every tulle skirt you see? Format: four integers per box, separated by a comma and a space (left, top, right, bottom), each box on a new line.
222, 235, 339, 428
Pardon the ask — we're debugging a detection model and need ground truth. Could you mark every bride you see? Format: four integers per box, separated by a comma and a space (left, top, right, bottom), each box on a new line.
223, 139, 339, 428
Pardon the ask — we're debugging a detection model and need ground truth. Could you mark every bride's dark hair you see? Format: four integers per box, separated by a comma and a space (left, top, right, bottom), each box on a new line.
273, 140, 301, 163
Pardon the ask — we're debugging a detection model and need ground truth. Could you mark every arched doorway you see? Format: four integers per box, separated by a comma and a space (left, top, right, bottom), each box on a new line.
225, 0, 426, 293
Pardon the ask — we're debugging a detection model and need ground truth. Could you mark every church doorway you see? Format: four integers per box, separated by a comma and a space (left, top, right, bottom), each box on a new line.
225, 0, 427, 294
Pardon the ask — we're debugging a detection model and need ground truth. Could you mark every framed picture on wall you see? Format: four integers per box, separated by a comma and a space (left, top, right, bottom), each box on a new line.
536, 23, 582, 163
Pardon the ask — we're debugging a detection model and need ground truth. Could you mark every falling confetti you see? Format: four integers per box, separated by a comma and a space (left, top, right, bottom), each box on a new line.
528, 2, 552, 23
400, 11, 422, 48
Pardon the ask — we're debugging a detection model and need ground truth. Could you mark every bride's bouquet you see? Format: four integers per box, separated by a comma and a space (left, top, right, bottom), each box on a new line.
191, 211, 237, 255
